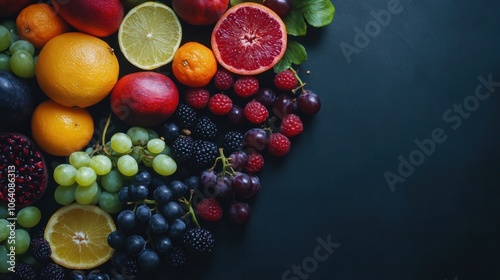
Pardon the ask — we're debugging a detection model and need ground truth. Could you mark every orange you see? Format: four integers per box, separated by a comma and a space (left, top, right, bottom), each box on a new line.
172, 41, 217, 87
31, 100, 94, 157
44, 203, 116, 269
16, 3, 69, 49
35, 32, 119, 108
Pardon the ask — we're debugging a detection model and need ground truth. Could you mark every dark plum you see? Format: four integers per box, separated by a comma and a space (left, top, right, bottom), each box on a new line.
263, 0, 292, 17
228, 202, 252, 224
243, 128, 269, 151
297, 90, 321, 115
254, 87, 276, 107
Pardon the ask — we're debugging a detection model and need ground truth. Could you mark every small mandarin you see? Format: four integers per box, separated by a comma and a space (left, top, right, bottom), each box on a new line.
172, 42, 217, 87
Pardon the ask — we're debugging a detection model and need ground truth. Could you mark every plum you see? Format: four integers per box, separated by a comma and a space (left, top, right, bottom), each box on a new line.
0, 71, 33, 132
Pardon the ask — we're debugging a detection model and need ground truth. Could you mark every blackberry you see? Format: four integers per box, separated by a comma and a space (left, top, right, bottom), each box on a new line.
191, 140, 218, 169
193, 116, 218, 140
183, 228, 215, 256
122, 258, 140, 278
29, 237, 52, 262
171, 136, 194, 163
166, 246, 187, 268
39, 263, 64, 280
14, 262, 37, 280
223, 131, 243, 154
174, 103, 198, 129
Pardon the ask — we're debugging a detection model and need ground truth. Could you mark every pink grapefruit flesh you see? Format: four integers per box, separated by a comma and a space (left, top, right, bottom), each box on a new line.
211, 3, 287, 75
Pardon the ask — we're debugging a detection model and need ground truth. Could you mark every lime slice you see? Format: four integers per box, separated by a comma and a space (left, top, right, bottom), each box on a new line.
118, 2, 182, 70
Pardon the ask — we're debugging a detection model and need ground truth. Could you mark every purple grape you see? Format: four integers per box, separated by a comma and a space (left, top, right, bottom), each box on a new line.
248, 174, 261, 197
228, 151, 248, 171
227, 104, 244, 125
232, 172, 253, 199
263, 0, 292, 17
200, 169, 217, 188
214, 179, 232, 202
243, 128, 269, 151
272, 93, 296, 118
229, 202, 252, 224
298, 90, 321, 115
254, 87, 276, 107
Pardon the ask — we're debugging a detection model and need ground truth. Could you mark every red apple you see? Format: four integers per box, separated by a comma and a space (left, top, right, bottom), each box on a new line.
0, 0, 33, 18
172, 0, 229, 25
111, 72, 179, 127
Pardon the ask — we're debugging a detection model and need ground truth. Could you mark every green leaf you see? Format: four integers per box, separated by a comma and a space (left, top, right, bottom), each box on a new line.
284, 10, 308, 36
284, 0, 335, 36
273, 40, 307, 73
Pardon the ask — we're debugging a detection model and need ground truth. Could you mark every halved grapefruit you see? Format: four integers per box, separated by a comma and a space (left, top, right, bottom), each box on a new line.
211, 2, 287, 75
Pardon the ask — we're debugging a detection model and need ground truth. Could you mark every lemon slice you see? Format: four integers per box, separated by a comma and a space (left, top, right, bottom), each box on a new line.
44, 203, 116, 270
118, 2, 182, 70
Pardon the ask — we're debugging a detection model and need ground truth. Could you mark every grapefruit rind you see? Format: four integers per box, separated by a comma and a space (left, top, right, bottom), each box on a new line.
118, 2, 182, 70
211, 3, 287, 75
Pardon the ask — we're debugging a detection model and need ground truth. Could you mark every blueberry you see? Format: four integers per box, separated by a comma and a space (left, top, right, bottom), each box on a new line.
87, 270, 110, 280
134, 170, 152, 186
160, 201, 183, 221
154, 235, 172, 253
128, 184, 148, 201
167, 218, 186, 239
107, 230, 126, 249
153, 185, 173, 205
125, 235, 146, 256
184, 175, 200, 190
111, 250, 127, 270
118, 187, 130, 203
135, 204, 152, 224
137, 249, 160, 272
117, 210, 136, 230
169, 180, 188, 198
69, 270, 86, 280
149, 213, 169, 235
162, 122, 180, 144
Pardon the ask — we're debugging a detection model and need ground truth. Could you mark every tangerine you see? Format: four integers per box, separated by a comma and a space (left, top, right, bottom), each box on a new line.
16, 3, 69, 49
31, 100, 94, 157
172, 41, 217, 87
35, 32, 119, 108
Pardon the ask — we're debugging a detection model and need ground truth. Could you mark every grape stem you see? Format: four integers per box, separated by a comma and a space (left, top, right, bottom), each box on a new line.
210, 148, 236, 177
101, 113, 112, 156
178, 190, 201, 228
290, 67, 307, 95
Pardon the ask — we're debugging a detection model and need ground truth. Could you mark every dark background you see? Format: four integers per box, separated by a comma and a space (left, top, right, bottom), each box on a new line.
6, 0, 500, 279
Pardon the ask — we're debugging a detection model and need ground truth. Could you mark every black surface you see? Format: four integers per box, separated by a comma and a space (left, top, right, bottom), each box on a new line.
6, 0, 500, 279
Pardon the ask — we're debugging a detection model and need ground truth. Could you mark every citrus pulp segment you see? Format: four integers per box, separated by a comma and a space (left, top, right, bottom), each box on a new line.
118, 2, 182, 70
44, 203, 116, 270
211, 3, 287, 75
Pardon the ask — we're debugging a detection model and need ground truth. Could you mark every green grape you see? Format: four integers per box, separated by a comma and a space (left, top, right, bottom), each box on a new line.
0, 204, 7, 219
89, 154, 112, 175
0, 25, 12, 52
99, 191, 123, 213
129, 146, 144, 162
75, 182, 99, 205
14, 229, 30, 254
20, 253, 37, 266
147, 129, 159, 140
127, 126, 149, 146
147, 138, 166, 154
53, 164, 77, 186
16, 206, 41, 228
110, 132, 132, 154
0, 53, 10, 71
1, 21, 16, 34
100, 169, 123, 193
0, 244, 10, 273
54, 184, 76, 205
0, 219, 8, 242
91, 186, 102, 205
10, 50, 35, 78
69, 151, 91, 169
152, 154, 177, 176
9, 40, 35, 56
75, 166, 97, 187
117, 155, 138, 177
160, 145, 171, 156
142, 150, 154, 168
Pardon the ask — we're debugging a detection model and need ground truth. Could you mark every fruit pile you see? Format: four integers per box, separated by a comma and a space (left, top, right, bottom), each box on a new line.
0, 0, 335, 279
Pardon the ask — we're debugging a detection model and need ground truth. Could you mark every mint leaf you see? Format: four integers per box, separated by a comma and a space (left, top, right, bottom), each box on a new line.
285, 0, 335, 36
274, 40, 307, 73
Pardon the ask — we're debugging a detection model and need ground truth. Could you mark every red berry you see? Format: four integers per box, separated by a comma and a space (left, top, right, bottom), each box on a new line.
268, 132, 291, 157
245, 152, 264, 173
243, 101, 268, 124
234, 76, 259, 97
184, 87, 210, 110
196, 198, 223, 222
208, 93, 233, 115
214, 68, 234, 90
274, 69, 298, 91
280, 113, 303, 137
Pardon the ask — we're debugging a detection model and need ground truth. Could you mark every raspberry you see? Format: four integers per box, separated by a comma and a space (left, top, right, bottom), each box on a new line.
233, 76, 259, 97
208, 93, 233, 115
244, 101, 268, 124
268, 132, 291, 157
196, 198, 223, 222
214, 68, 234, 90
274, 69, 298, 91
280, 113, 303, 137
185, 87, 210, 110
245, 151, 264, 173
